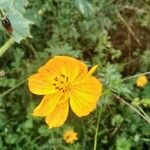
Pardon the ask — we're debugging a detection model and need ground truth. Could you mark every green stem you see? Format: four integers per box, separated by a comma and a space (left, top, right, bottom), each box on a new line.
113, 93, 150, 124
0, 79, 26, 98
93, 107, 101, 150
117, 12, 141, 46
122, 71, 150, 81
140, 138, 150, 142
51, 130, 56, 150
137, 105, 150, 122
24, 39, 37, 56
0, 37, 15, 57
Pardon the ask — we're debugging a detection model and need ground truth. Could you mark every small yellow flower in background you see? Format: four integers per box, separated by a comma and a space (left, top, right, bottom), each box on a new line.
136, 75, 148, 87
28, 56, 102, 128
63, 129, 78, 144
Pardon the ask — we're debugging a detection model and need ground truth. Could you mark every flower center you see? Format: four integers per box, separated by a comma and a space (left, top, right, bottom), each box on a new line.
52, 73, 71, 92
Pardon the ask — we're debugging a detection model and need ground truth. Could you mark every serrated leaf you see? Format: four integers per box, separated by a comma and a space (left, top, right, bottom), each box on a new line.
45, 43, 82, 58
0, 0, 33, 43
13, 0, 28, 13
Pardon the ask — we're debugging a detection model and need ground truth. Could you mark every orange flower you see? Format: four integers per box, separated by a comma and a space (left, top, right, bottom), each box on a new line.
63, 129, 78, 144
28, 56, 102, 128
136, 75, 148, 87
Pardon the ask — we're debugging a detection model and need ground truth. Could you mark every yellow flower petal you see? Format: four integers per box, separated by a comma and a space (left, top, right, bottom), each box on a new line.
45, 94, 69, 128
70, 76, 102, 117
28, 73, 56, 95
55, 56, 88, 82
63, 129, 78, 144
39, 56, 88, 82
136, 75, 148, 87
38, 57, 63, 75
87, 65, 98, 76
32, 91, 63, 116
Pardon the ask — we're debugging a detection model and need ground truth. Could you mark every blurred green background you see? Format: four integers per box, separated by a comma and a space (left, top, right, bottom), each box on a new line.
0, 0, 150, 149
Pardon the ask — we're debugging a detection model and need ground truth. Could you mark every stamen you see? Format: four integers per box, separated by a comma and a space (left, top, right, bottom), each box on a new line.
54, 77, 58, 81
53, 74, 70, 92
59, 81, 64, 84
60, 74, 65, 78
58, 87, 63, 90
55, 86, 59, 89
66, 76, 69, 82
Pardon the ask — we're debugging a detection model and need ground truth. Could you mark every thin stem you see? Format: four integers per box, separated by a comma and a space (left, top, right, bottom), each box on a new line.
101, 89, 111, 96
51, 130, 56, 150
0, 37, 15, 57
113, 93, 150, 124
137, 105, 150, 122
93, 107, 101, 150
123, 5, 147, 13
24, 39, 37, 56
0, 79, 26, 98
117, 12, 141, 46
139, 0, 150, 8
122, 71, 150, 81
140, 138, 150, 142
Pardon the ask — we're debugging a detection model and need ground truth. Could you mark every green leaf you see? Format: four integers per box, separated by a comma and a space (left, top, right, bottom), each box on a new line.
23, 119, 33, 129
132, 98, 150, 107
5, 134, 17, 144
116, 136, 132, 150
13, 0, 28, 13
112, 114, 124, 126
75, 0, 94, 18
38, 125, 50, 137
0, 77, 16, 87
0, 0, 33, 43
45, 43, 82, 58
140, 99, 150, 106
142, 84, 150, 98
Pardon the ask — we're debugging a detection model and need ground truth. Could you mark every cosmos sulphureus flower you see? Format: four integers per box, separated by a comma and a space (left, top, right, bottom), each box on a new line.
28, 56, 102, 128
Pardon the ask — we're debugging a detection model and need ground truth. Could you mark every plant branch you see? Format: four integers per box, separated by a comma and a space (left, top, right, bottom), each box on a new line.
117, 12, 141, 46
113, 93, 150, 124
137, 105, 150, 122
0, 79, 26, 98
0, 37, 15, 57
122, 71, 150, 81
93, 107, 102, 150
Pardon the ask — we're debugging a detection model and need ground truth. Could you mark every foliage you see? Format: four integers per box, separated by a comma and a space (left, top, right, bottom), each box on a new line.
0, 0, 150, 149
0, 0, 32, 43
